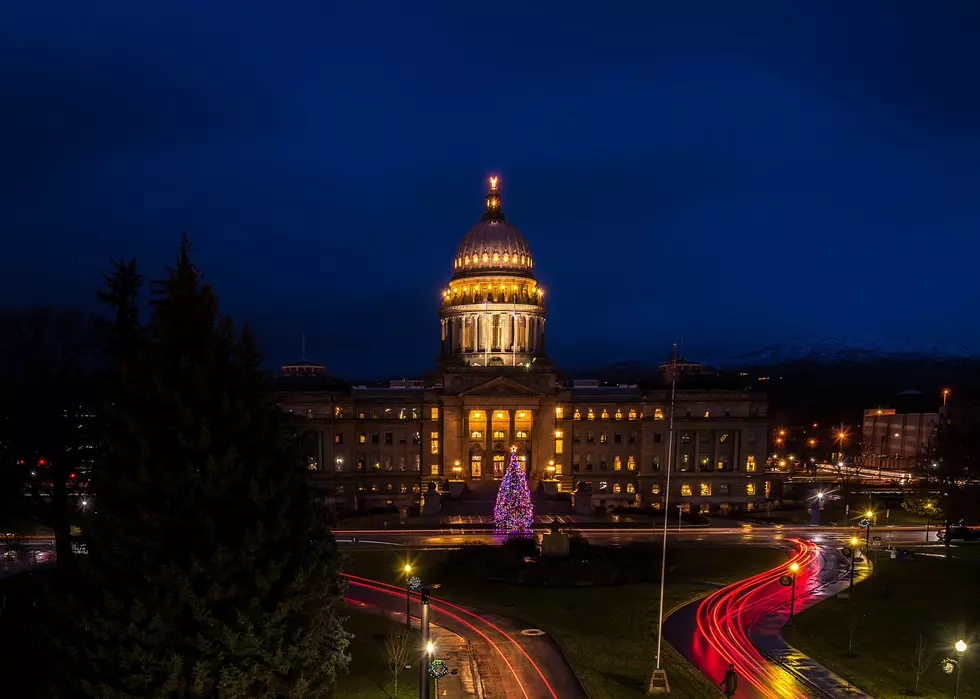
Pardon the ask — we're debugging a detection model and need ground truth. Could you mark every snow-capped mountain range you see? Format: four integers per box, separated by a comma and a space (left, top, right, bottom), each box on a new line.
721, 336, 977, 368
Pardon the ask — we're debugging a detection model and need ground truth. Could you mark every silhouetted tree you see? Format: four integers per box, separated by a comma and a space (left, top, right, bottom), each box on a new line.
58, 238, 349, 697
915, 413, 980, 545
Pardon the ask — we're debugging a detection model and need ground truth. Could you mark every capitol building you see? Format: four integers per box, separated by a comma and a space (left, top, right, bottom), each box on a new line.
277, 177, 774, 514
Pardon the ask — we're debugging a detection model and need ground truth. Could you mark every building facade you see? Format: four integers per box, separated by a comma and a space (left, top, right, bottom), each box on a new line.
276, 177, 775, 513
862, 407, 940, 472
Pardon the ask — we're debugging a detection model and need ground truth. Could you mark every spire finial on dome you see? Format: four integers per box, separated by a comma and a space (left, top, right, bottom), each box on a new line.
483, 175, 505, 221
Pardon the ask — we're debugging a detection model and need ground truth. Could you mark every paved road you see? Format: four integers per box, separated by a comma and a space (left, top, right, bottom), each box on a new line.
664, 538, 873, 699
334, 525, 932, 550
344, 574, 588, 699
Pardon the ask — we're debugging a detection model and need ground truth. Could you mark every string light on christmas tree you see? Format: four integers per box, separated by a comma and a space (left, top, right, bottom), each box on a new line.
493, 446, 534, 536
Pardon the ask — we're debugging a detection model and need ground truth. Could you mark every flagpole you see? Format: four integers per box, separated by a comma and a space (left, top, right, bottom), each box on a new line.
654, 344, 678, 671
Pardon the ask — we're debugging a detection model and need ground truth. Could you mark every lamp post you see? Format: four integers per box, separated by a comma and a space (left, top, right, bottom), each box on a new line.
404, 564, 413, 628
953, 639, 967, 698
864, 510, 874, 563
849, 537, 859, 592
419, 586, 432, 699
452, 460, 462, 480
547, 460, 556, 480
925, 503, 933, 542
788, 562, 799, 625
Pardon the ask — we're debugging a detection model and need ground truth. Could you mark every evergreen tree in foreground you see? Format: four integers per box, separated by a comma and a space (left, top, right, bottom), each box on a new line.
66, 239, 349, 698
492, 447, 533, 536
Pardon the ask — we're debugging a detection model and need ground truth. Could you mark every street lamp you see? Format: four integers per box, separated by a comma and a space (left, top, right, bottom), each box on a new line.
547, 459, 556, 480
865, 510, 874, 554
452, 460, 462, 480
403, 564, 413, 629
849, 537, 859, 592
954, 639, 967, 699
788, 562, 799, 625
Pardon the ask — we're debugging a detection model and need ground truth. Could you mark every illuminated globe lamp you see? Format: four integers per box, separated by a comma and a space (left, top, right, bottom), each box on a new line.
438, 176, 550, 369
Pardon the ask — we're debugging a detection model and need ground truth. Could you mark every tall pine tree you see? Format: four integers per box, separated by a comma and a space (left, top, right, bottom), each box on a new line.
62, 239, 349, 698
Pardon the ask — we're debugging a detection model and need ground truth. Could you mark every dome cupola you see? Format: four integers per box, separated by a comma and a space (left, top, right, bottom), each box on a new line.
452, 176, 534, 280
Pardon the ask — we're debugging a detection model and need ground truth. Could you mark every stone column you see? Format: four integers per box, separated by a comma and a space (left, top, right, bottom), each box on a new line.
509, 410, 516, 449
462, 409, 470, 478
540, 318, 546, 355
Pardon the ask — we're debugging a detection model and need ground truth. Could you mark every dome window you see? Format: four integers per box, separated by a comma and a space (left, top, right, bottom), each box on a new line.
520, 255, 526, 264
492, 252, 499, 262
503, 254, 509, 262
482, 253, 489, 262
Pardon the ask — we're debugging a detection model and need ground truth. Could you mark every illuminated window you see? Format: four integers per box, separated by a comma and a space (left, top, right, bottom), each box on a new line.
492, 430, 505, 440
613, 482, 622, 494
400, 483, 408, 493
412, 407, 419, 419
414, 455, 420, 471
573, 408, 581, 420
430, 407, 439, 420
555, 463, 563, 475
654, 408, 664, 420
746, 483, 757, 496
624, 482, 634, 494
627, 455, 636, 471
334, 433, 343, 445
700, 503, 710, 514
613, 456, 622, 471
765, 480, 771, 499
746, 455, 756, 472
516, 430, 529, 439
371, 408, 379, 419
599, 481, 608, 492
430, 431, 439, 454
600, 432, 608, 444
699, 456, 711, 471
471, 455, 482, 477
652, 483, 661, 494
601, 409, 610, 419
398, 408, 407, 419
680, 433, 692, 444
583, 408, 594, 420
704, 411, 710, 418
615, 409, 623, 420
679, 454, 691, 470
587, 431, 595, 444
555, 439, 564, 455
717, 460, 729, 472
470, 430, 484, 440
719, 433, 730, 443
493, 454, 506, 477
430, 464, 439, 476
358, 432, 366, 444
334, 405, 342, 418
681, 484, 693, 496
628, 409, 637, 420
700, 483, 712, 496
555, 406, 564, 419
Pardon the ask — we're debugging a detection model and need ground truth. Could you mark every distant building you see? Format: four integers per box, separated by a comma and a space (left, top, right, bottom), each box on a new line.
276, 177, 777, 514
862, 407, 940, 471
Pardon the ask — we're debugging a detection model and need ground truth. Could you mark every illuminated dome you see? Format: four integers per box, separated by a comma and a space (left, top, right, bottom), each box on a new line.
452, 176, 534, 280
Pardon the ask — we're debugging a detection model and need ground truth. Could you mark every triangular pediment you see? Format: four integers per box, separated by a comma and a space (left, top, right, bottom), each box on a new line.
460, 376, 545, 397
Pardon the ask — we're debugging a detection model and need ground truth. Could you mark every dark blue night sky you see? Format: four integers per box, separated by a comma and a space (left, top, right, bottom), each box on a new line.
3, 1, 979, 378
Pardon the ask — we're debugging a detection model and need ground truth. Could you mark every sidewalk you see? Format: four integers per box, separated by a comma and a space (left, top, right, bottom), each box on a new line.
749, 548, 873, 698
345, 600, 481, 699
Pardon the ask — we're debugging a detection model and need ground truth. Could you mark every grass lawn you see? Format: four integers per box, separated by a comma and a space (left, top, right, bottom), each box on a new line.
343, 544, 787, 699
333, 608, 420, 699
784, 555, 980, 698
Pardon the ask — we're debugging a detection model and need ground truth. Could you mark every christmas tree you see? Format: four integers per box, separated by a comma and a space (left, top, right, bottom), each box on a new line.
493, 447, 534, 536
57, 239, 350, 698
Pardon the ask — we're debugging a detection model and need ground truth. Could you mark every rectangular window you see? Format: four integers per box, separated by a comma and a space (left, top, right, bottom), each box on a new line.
516, 430, 529, 439
599, 481, 608, 492
358, 432, 366, 445
614, 432, 622, 443
398, 455, 406, 470
384, 455, 393, 470
652, 456, 661, 472
334, 405, 343, 418
765, 480, 771, 499
600, 432, 608, 444
680, 432, 692, 444
356, 455, 365, 471
400, 483, 408, 493
384, 408, 392, 418
398, 432, 407, 444
371, 432, 379, 444
679, 454, 691, 471
747, 483, 757, 496
613, 456, 622, 471
430, 464, 439, 476
746, 455, 756, 472
335, 433, 344, 445
718, 484, 729, 495
412, 407, 419, 419
414, 454, 421, 471
654, 408, 664, 420
555, 406, 564, 419
699, 503, 711, 514
629, 431, 637, 444
717, 460, 729, 472
612, 482, 621, 494
413, 431, 421, 445
681, 484, 693, 496
493, 454, 506, 477
573, 408, 581, 420
628, 409, 638, 420
653, 432, 662, 444
371, 457, 380, 471
430, 407, 439, 420
587, 431, 595, 444
652, 483, 661, 494
470, 430, 484, 440
555, 439, 564, 455
430, 431, 439, 454
627, 455, 636, 471
699, 456, 711, 472
700, 482, 711, 496
471, 455, 482, 477
371, 408, 379, 419
555, 462, 563, 475
384, 431, 393, 444
398, 408, 407, 420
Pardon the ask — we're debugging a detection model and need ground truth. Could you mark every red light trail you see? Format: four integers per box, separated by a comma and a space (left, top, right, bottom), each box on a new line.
343, 573, 560, 699
694, 538, 818, 699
